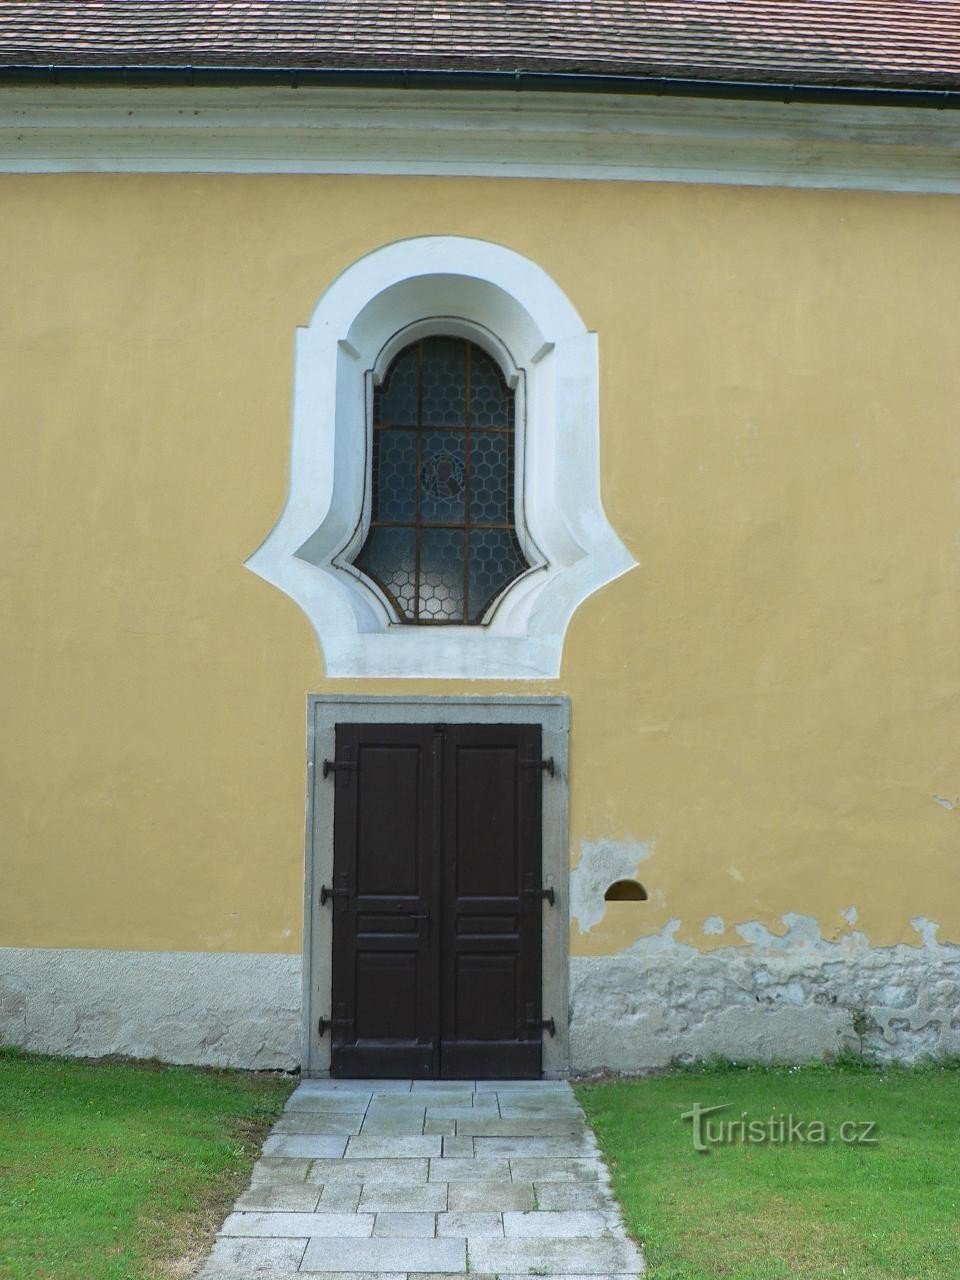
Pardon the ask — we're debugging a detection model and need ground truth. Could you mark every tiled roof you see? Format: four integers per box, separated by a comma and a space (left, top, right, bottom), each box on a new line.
0, 1, 959, 91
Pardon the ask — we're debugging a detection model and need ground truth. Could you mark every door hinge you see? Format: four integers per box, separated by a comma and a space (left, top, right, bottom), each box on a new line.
322, 759, 357, 778
317, 1015, 352, 1036
319, 885, 349, 906
521, 757, 555, 778
525, 1016, 556, 1037
522, 886, 556, 906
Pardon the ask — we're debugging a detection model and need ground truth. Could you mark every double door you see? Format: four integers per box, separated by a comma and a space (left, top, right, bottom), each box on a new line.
327, 722, 545, 1078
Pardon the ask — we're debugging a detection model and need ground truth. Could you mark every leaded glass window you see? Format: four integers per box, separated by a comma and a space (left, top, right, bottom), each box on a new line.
354, 335, 532, 624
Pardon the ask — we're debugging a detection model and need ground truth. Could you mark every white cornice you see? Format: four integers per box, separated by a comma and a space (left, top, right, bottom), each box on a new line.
0, 84, 958, 192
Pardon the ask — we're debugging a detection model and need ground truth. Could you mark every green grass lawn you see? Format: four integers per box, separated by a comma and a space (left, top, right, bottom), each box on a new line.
0, 1047, 294, 1280
575, 1059, 960, 1280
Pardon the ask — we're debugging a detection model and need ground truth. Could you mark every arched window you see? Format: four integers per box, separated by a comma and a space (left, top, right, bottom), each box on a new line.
353, 335, 532, 625
247, 236, 635, 678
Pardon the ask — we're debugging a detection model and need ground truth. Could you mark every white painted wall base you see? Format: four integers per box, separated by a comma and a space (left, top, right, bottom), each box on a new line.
3, 929, 956, 1072
570, 916, 960, 1071
0, 948, 301, 1070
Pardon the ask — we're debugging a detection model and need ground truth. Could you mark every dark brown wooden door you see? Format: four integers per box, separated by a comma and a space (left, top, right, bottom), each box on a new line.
328, 722, 543, 1079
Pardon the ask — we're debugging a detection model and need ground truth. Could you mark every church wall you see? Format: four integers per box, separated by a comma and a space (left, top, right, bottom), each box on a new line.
1, 173, 957, 1066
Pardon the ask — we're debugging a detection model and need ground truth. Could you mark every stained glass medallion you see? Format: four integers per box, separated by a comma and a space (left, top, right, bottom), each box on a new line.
353, 335, 532, 624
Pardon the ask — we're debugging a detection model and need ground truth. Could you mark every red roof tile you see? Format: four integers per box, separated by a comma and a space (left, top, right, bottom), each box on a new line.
0, 1, 958, 91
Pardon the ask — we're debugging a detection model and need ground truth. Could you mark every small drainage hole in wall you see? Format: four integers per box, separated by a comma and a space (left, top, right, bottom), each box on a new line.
604, 879, 648, 902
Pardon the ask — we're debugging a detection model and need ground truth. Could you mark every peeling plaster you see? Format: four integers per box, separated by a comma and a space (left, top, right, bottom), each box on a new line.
911, 916, 940, 947
841, 906, 858, 925
570, 912, 960, 1071
570, 838, 654, 933
933, 795, 958, 811
703, 916, 726, 935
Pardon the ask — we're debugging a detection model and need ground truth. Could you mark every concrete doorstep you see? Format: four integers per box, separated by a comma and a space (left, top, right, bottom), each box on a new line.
197, 1079, 645, 1278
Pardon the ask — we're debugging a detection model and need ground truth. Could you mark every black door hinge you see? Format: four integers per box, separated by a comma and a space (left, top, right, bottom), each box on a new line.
522, 886, 556, 906
322, 759, 357, 778
317, 1015, 352, 1036
319, 885, 349, 906
524, 1015, 557, 1037
521, 757, 555, 777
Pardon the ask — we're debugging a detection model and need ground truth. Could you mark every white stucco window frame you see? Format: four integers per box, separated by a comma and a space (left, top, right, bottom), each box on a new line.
246, 235, 635, 679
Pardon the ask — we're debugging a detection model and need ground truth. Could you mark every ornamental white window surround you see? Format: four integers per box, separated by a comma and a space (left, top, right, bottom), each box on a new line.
246, 235, 635, 679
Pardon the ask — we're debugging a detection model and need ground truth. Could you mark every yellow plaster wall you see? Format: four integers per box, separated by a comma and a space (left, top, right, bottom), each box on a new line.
1, 174, 957, 956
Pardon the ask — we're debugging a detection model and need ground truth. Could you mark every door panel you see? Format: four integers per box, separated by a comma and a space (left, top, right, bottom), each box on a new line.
330, 724, 437, 1078
440, 725, 542, 1079
329, 722, 543, 1079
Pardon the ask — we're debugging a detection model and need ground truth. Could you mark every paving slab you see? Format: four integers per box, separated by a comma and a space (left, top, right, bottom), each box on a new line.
427, 1157, 512, 1181
474, 1135, 598, 1158
296, 1079, 411, 1092
360, 1112, 427, 1137
440, 1135, 474, 1158
372, 1211, 437, 1237
197, 1079, 643, 1280
408, 1275, 497, 1280
532, 1182, 609, 1211
300, 1236, 467, 1273
274, 1114, 365, 1136
508, 1157, 606, 1183
249, 1157, 312, 1184
286, 1093, 373, 1112
359, 1183, 449, 1213
454, 1118, 585, 1137
263, 1134, 350, 1158
424, 1103, 497, 1121
501, 1210, 618, 1238
497, 1102, 584, 1117
346, 1135, 442, 1159
473, 1080, 571, 1092
362, 1098, 426, 1111
320, 1182, 365, 1211
221, 1210, 373, 1238
306, 1158, 430, 1184
235, 1184, 322, 1212
423, 1116, 456, 1136
436, 1211, 504, 1237
201, 1236, 308, 1272
408, 1274, 497, 1280
408, 1085, 478, 1102
468, 1237, 645, 1274
446, 1181, 536, 1212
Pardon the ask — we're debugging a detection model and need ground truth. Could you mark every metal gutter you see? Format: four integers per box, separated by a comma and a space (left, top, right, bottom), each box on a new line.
0, 63, 958, 108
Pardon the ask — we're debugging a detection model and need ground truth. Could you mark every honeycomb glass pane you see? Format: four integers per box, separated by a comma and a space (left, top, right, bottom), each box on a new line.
354, 526, 418, 621
466, 527, 529, 622
373, 430, 417, 521
470, 347, 512, 428
419, 528, 466, 622
355, 335, 535, 625
469, 432, 511, 525
376, 345, 419, 427
420, 431, 466, 524
421, 337, 466, 427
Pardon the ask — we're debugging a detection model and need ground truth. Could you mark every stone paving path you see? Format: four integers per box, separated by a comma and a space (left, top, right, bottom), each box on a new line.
198, 1078, 645, 1278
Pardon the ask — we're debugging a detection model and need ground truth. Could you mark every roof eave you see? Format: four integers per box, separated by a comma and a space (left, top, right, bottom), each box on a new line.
0, 63, 958, 108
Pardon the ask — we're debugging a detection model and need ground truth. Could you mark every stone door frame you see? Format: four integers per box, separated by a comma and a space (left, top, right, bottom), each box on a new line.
303, 694, 571, 1077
